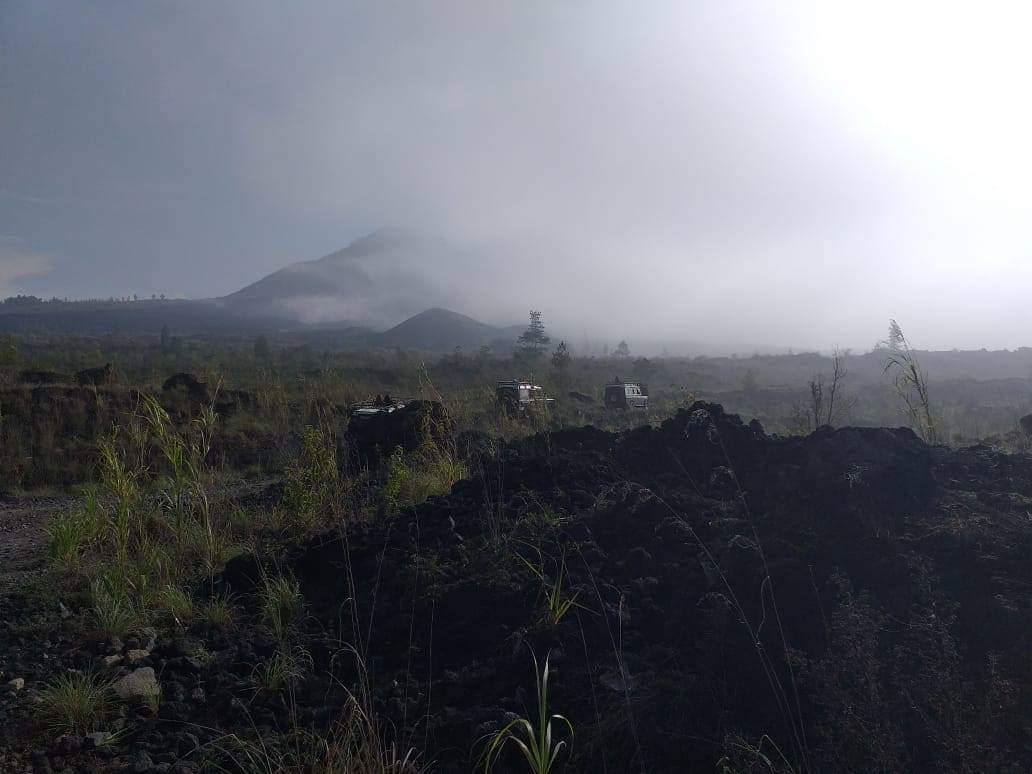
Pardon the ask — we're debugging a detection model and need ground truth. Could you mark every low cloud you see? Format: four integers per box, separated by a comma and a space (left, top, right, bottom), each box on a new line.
0, 238, 53, 297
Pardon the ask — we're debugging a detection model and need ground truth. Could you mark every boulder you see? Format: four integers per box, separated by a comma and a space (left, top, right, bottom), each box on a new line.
125, 649, 150, 664
161, 373, 210, 402
345, 399, 453, 468
113, 668, 160, 701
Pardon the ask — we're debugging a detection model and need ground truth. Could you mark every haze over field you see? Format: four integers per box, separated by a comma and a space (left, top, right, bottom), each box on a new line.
3, 2, 1032, 349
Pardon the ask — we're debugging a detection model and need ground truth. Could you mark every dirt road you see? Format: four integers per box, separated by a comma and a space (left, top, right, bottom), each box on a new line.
0, 496, 74, 596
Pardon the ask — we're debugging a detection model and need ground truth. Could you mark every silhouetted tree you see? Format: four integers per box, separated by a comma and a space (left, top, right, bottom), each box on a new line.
3, 295, 42, 307
160, 324, 171, 354
516, 310, 550, 361
552, 340, 571, 372
614, 340, 630, 358
796, 349, 857, 432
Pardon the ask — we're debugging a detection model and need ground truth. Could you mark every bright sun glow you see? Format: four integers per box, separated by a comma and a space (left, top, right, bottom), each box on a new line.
773, 0, 1032, 301
796, 2, 1032, 212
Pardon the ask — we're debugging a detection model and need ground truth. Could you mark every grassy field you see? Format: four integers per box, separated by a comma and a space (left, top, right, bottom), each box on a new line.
2, 329, 1031, 493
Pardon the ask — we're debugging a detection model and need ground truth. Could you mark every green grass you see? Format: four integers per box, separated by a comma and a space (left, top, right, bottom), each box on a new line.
260, 574, 305, 642
37, 669, 115, 735
45, 510, 99, 568
253, 645, 312, 693
381, 444, 468, 512
517, 546, 581, 627
91, 575, 140, 637
45, 486, 104, 568
480, 651, 572, 773
200, 591, 237, 631
156, 583, 196, 627
208, 692, 424, 773
40, 388, 267, 646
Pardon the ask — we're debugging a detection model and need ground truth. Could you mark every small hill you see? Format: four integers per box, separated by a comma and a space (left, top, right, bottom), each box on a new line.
369, 307, 513, 352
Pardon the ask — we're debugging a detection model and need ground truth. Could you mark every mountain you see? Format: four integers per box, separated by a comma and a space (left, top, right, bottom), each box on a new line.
221, 228, 476, 327
369, 307, 514, 352
0, 229, 532, 348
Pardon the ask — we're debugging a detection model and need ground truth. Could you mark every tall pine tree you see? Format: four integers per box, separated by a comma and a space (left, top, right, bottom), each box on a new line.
516, 310, 550, 361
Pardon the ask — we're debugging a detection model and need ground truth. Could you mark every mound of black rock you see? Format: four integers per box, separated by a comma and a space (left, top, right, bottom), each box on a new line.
4, 403, 1031, 772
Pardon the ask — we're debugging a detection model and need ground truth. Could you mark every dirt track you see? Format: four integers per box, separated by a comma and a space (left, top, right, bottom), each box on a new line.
0, 496, 73, 596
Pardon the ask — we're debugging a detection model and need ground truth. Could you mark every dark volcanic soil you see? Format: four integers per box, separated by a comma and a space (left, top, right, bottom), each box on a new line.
2, 403, 1032, 772
0, 497, 73, 596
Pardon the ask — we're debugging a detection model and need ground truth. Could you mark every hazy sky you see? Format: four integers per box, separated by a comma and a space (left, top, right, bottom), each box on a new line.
3, 2, 1032, 349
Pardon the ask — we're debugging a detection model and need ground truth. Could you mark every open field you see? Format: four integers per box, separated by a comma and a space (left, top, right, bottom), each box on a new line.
3, 329, 1032, 492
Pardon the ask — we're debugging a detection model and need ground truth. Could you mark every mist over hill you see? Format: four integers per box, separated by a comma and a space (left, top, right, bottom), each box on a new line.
221, 228, 496, 328
8, 223, 1032, 357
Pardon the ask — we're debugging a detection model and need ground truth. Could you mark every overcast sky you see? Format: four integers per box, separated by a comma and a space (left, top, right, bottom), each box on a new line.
3, 1, 1032, 350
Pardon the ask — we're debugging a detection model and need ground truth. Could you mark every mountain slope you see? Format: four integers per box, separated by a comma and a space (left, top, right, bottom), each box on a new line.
222, 228, 473, 327
226, 229, 409, 303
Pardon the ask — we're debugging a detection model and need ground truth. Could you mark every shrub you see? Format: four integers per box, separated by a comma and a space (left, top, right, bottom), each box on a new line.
381, 443, 467, 512
283, 425, 338, 531
792, 565, 1015, 772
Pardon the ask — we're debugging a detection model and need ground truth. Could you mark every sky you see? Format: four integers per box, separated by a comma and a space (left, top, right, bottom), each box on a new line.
2, 1, 1032, 351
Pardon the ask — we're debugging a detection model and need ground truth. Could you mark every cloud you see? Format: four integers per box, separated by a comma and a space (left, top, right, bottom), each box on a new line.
4, 2, 1032, 349
0, 238, 53, 297
0, 189, 47, 204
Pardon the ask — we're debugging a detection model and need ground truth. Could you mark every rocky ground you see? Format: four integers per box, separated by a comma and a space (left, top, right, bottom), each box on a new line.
0, 496, 74, 596
1, 403, 1031, 772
